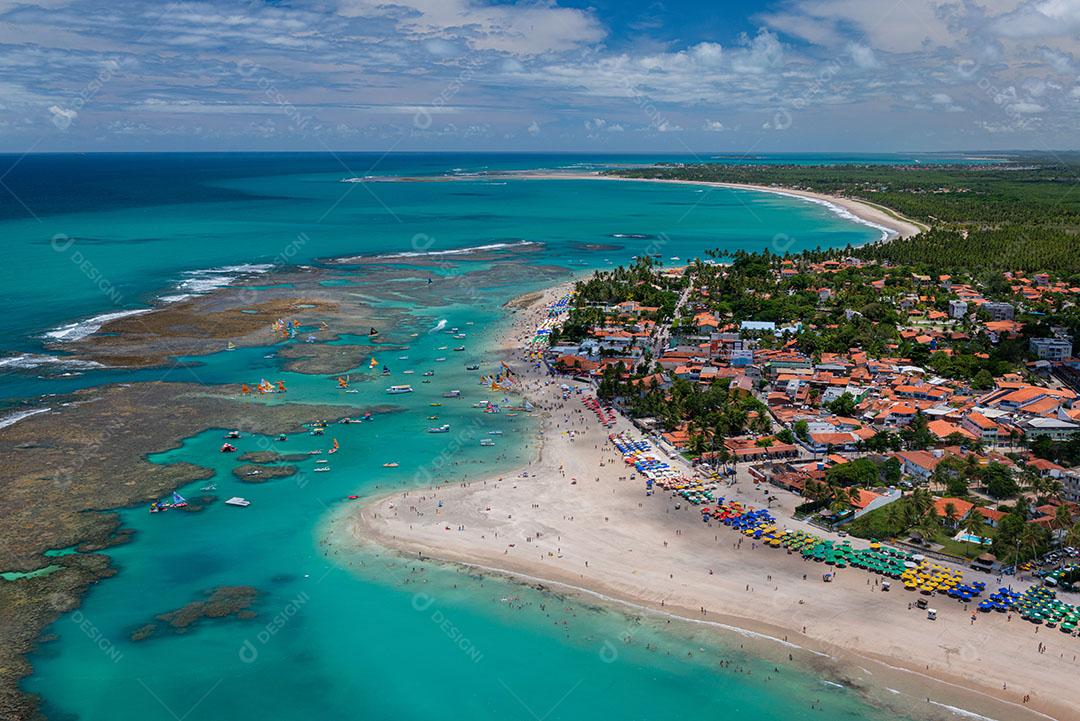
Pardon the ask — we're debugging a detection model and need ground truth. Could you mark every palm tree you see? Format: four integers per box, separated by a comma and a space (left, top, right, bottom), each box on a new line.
1065, 521, 1080, 549
1054, 504, 1074, 532
913, 512, 942, 547
961, 513, 986, 558
943, 502, 959, 529
908, 487, 934, 519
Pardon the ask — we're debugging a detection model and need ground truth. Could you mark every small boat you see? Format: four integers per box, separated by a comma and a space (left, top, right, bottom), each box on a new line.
381, 367, 391, 376
200, 483, 217, 491
220, 443, 236, 453
480, 439, 495, 446
224, 430, 240, 439
427, 424, 451, 433
149, 492, 189, 513
422, 379, 431, 384
422, 370, 434, 377
442, 390, 461, 398
313, 467, 331, 473
386, 385, 414, 394
403, 369, 415, 375
316, 459, 329, 464
277, 434, 287, 441
383, 462, 399, 468
453, 346, 465, 352
369, 327, 379, 337
435, 357, 446, 362
225, 497, 251, 507
453, 333, 467, 339
430, 403, 442, 407
488, 430, 503, 435
427, 415, 439, 420
466, 364, 479, 371
307, 449, 323, 455
362, 412, 373, 421
437, 345, 448, 350
398, 355, 409, 360
226, 342, 236, 351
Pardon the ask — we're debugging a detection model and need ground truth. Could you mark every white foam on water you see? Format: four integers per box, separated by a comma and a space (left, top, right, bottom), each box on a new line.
165, 263, 275, 301
0, 407, 51, 429
44, 309, 154, 342
369, 240, 539, 259
0, 353, 104, 370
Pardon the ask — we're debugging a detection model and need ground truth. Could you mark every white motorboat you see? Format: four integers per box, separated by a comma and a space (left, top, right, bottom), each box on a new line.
386, 385, 414, 394
225, 497, 251, 507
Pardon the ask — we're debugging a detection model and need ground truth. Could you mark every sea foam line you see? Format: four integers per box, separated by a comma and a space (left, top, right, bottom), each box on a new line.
44, 309, 154, 343
44, 263, 275, 342
160, 263, 275, 303
735, 186, 896, 241
0, 354, 104, 370
0, 407, 51, 430
367, 240, 539, 260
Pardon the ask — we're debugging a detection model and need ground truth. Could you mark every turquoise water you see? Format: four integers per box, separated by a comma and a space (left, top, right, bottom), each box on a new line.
6, 154, 928, 721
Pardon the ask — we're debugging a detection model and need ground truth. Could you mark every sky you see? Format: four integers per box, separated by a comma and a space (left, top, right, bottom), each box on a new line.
0, 0, 1078, 152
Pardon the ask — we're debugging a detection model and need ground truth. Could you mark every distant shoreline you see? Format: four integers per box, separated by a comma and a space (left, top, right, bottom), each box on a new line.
355, 170, 927, 241
500, 171, 927, 240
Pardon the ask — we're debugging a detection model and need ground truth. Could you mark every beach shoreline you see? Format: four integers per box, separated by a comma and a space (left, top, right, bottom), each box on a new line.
346, 281, 1075, 721
506, 172, 927, 240
367, 170, 927, 240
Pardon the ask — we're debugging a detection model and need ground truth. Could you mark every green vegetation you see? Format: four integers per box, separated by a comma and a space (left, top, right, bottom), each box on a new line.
610, 159, 1080, 276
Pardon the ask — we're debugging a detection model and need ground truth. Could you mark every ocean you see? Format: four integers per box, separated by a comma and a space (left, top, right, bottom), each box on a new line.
3, 153, 938, 721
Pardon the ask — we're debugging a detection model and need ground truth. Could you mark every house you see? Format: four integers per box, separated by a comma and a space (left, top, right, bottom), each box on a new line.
894, 450, 942, 481
933, 497, 975, 527
972, 506, 1007, 528
961, 412, 1000, 445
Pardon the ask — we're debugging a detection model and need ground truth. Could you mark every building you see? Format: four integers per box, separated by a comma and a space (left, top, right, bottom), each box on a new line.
1030, 337, 1073, 361
983, 302, 1014, 321
948, 299, 968, 319
961, 411, 1000, 446
1019, 416, 1080, 440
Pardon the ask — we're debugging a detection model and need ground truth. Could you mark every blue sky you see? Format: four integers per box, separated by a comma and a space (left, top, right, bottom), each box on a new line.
0, 0, 1077, 151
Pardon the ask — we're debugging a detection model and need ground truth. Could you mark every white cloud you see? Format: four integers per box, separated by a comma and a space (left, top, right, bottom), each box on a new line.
526, 119, 540, 135
846, 43, 879, 69
655, 120, 682, 132
47, 104, 76, 128
1007, 100, 1046, 113
702, 119, 727, 131
988, 0, 1080, 39
336, 0, 605, 55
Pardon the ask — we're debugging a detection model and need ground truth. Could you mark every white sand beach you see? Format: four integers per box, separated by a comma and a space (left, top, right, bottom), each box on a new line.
349, 282, 1079, 721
